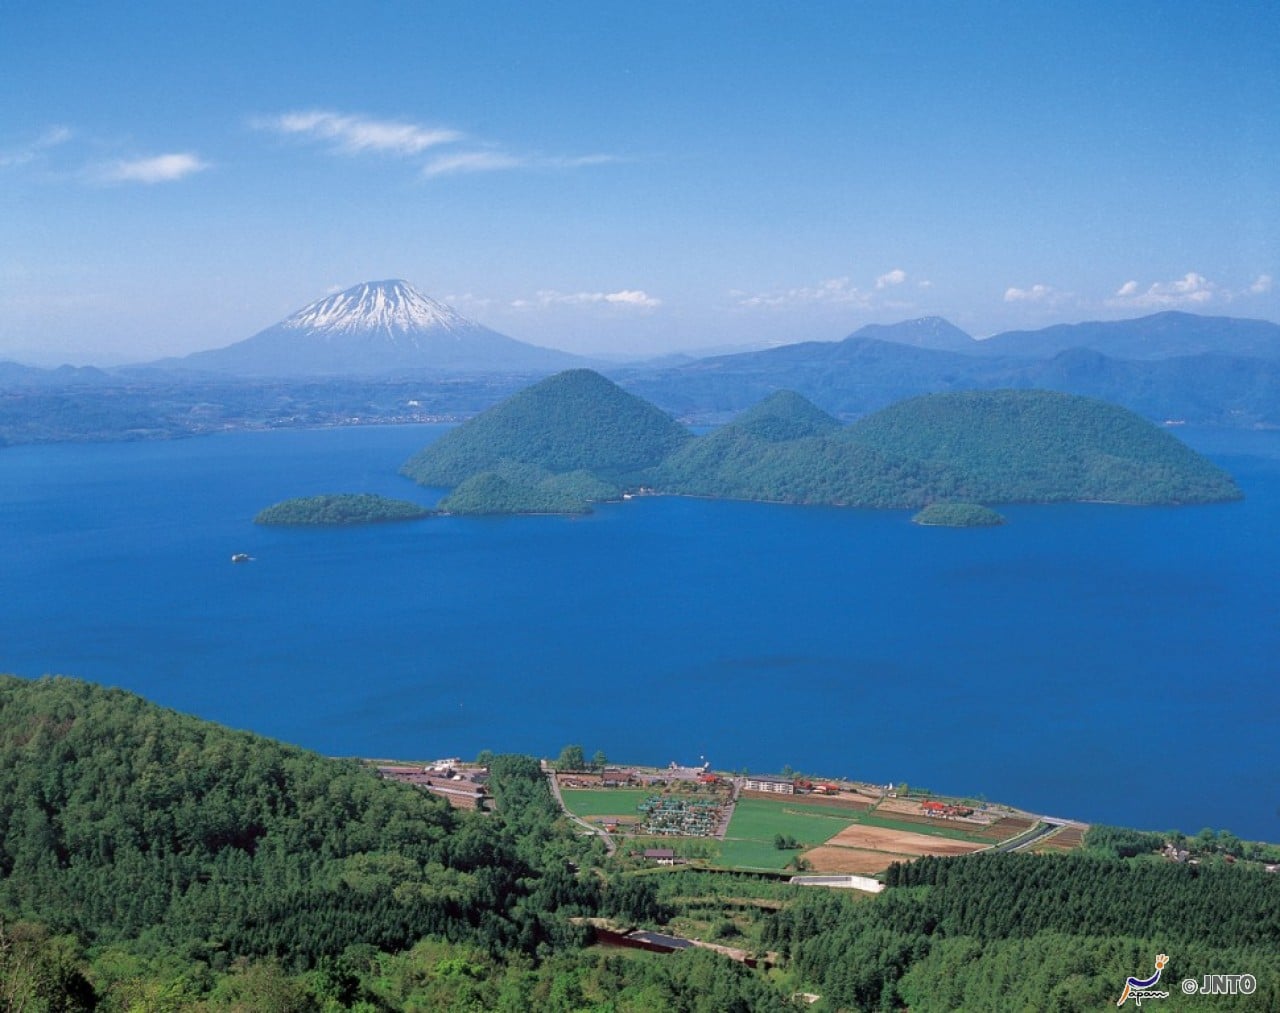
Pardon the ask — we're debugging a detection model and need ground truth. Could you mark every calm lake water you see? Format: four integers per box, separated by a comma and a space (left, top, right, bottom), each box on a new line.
2, 425, 1277, 840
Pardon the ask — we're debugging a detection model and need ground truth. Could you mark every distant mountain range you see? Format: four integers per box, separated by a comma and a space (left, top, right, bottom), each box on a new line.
4, 296, 1280, 433
616, 311, 1280, 426
168, 280, 583, 376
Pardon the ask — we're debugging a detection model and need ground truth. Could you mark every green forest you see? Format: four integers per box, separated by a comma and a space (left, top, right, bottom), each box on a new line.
439, 465, 620, 516
4, 674, 1279, 1011
399, 371, 1241, 515
400, 369, 691, 488
254, 494, 432, 526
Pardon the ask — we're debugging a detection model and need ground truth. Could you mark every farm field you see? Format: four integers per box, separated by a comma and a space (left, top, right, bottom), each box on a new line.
855, 810, 993, 842
970, 816, 1039, 841
821, 823, 988, 857
802, 846, 912, 875
713, 798, 862, 871
1032, 825, 1088, 853
559, 788, 652, 819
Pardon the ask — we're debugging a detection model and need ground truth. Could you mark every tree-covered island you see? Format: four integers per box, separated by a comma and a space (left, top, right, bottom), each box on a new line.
912, 502, 1007, 527
400, 370, 1241, 516
254, 492, 433, 526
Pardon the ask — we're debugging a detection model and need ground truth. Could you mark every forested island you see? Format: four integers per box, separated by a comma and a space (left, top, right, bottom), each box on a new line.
912, 502, 1006, 527
3, 673, 1279, 1010
254, 493, 432, 526
400, 369, 1241, 516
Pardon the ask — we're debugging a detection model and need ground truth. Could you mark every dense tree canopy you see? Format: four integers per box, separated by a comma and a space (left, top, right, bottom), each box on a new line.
401, 369, 691, 487
401, 374, 1240, 515
254, 493, 432, 526
5, 674, 1278, 1010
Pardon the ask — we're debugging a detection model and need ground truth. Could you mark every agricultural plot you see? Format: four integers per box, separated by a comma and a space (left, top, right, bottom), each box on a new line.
821, 823, 988, 858
714, 798, 862, 871
970, 816, 1039, 842
1032, 825, 1088, 853
802, 846, 913, 875
560, 788, 652, 819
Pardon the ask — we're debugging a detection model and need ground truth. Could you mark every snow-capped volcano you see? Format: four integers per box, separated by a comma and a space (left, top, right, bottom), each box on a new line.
176, 280, 581, 376
280, 280, 475, 340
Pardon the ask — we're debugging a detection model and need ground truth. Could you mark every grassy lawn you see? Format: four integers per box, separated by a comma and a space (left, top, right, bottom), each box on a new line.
714, 798, 862, 871
560, 787, 653, 819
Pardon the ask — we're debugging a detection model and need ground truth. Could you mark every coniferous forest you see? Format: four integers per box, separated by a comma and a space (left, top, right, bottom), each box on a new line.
3, 674, 1278, 1010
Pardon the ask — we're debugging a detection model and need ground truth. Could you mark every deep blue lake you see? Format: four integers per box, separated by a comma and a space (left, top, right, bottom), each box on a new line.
2, 425, 1277, 840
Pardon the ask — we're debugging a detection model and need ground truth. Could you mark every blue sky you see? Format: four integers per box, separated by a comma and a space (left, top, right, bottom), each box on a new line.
2, 1, 1277, 364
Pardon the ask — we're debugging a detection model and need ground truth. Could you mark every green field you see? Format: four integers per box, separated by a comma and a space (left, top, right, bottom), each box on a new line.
715, 798, 862, 870
559, 787, 653, 818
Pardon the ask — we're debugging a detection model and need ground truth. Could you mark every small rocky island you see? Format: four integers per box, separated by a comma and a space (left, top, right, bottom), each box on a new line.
254, 493, 433, 527
912, 502, 1006, 527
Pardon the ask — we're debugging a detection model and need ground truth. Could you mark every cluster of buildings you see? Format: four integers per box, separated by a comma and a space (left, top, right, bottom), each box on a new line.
375, 760, 489, 809
920, 800, 975, 819
742, 775, 846, 796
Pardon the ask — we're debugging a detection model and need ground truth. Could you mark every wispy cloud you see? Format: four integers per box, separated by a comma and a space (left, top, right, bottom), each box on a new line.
0, 125, 72, 168
1250, 274, 1273, 294
254, 108, 622, 181
254, 110, 461, 155
424, 150, 621, 178
422, 151, 523, 177
513, 289, 661, 310
735, 276, 868, 308
736, 269, 925, 309
1108, 272, 1217, 309
97, 152, 210, 184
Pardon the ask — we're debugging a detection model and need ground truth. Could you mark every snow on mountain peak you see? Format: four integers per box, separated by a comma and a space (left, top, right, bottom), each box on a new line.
281, 280, 475, 338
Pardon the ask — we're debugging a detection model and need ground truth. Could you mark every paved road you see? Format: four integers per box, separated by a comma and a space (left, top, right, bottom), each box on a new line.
993, 820, 1058, 852
543, 761, 617, 856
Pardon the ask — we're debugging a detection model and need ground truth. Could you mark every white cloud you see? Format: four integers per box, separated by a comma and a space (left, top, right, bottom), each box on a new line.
444, 292, 495, 310
0, 125, 72, 168
423, 150, 621, 178
255, 109, 622, 181
98, 152, 210, 184
736, 276, 870, 308
422, 151, 523, 177
514, 289, 661, 310
1003, 283, 1058, 304
255, 110, 460, 155
875, 268, 907, 289
1108, 272, 1217, 308
1250, 274, 1273, 294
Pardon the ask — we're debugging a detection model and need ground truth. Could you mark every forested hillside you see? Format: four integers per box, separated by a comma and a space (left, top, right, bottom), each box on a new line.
254, 493, 432, 525
401, 368, 691, 487
765, 852, 1280, 1010
843, 389, 1241, 505
0, 676, 590, 963
400, 374, 1239, 514
5, 675, 1278, 1010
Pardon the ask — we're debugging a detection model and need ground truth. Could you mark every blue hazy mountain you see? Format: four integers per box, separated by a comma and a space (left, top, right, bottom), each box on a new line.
618, 312, 1280, 426
974, 311, 1280, 360
845, 316, 980, 353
